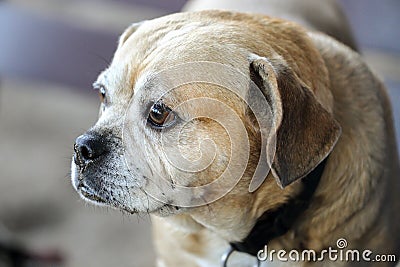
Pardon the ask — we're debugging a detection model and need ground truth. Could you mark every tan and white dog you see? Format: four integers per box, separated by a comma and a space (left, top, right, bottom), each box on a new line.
71, 6, 400, 267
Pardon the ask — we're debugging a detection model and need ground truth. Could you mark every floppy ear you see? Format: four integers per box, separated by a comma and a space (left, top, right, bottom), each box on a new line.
249, 55, 341, 188
118, 21, 145, 49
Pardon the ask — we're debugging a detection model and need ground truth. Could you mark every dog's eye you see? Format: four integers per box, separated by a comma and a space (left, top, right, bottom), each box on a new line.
147, 101, 176, 129
93, 82, 107, 104
98, 86, 106, 103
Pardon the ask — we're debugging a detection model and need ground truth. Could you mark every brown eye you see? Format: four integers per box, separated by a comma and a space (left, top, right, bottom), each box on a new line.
98, 86, 106, 103
147, 101, 176, 128
93, 82, 107, 104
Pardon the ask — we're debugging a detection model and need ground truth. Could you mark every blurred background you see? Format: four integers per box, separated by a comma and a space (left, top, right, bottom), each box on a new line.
0, 0, 399, 266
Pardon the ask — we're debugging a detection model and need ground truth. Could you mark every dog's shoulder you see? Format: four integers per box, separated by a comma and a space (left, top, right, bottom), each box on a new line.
304, 31, 400, 254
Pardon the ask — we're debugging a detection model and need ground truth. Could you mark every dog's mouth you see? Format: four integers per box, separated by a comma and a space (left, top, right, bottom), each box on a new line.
77, 183, 107, 204
72, 162, 184, 215
77, 183, 180, 215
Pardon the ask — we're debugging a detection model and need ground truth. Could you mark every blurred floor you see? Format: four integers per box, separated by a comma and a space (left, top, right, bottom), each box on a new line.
0, 0, 399, 267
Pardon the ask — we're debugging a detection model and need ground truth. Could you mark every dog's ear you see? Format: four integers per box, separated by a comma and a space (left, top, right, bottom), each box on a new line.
248, 55, 341, 188
118, 21, 145, 49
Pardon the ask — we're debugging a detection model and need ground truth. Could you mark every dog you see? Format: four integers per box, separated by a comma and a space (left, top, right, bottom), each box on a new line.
71, 9, 400, 267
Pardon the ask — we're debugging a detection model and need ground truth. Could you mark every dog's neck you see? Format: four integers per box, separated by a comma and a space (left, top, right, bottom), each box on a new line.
229, 157, 328, 257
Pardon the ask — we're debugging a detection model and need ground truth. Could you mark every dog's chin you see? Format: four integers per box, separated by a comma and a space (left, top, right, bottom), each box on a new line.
150, 204, 185, 217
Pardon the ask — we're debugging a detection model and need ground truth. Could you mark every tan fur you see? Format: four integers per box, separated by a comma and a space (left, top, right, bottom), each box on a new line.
182, 0, 358, 51
72, 10, 400, 267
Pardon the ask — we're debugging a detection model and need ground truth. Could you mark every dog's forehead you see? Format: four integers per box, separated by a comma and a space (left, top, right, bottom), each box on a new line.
107, 13, 259, 93
101, 11, 319, 104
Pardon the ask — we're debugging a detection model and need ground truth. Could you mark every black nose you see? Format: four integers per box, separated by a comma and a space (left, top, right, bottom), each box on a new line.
74, 134, 106, 165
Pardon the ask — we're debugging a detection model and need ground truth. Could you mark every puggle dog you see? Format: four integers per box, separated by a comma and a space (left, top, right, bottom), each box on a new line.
71, 10, 400, 267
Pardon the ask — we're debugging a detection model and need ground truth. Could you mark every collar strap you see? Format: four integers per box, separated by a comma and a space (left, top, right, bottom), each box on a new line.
229, 157, 328, 256
221, 247, 261, 267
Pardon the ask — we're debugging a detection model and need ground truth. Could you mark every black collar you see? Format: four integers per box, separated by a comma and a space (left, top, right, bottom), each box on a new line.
229, 157, 328, 257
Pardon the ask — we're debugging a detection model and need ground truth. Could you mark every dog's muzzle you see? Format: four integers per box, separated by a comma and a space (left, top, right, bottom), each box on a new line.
72, 133, 110, 203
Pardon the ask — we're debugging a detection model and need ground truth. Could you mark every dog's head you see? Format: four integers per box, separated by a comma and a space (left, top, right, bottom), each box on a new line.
71, 11, 340, 239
